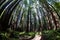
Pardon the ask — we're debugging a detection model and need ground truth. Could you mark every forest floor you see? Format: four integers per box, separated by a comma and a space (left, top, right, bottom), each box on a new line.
0, 29, 60, 40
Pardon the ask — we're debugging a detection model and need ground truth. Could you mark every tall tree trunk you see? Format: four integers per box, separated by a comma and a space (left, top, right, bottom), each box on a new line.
0, 0, 21, 31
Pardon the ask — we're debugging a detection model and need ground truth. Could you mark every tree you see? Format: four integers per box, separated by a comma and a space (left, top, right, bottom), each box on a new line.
0, 0, 60, 31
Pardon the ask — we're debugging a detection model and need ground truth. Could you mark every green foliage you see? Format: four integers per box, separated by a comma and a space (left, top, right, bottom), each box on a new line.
42, 30, 60, 40
54, 2, 60, 11
0, 29, 60, 40
0, 32, 10, 40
